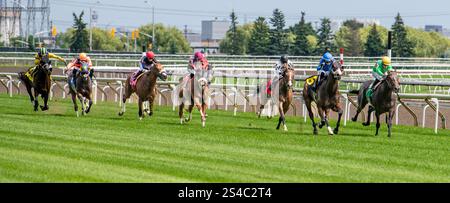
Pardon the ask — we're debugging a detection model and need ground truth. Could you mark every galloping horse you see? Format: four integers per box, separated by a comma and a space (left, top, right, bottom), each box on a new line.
18, 60, 52, 111
118, 62, 167, 119
69, 62, 93, 117
179, 61, 209, 127
303, 61, 344, 135
351, 71, 400, 137
257, 63, 294, 131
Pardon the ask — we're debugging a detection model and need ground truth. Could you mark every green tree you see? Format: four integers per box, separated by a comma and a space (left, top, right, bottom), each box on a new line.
268, 8, 289, 55
137, 24, 191, 53
248, 17, 270, 55
334, 19, 363, 56
292, 12, 313, 55
316, 18, 334, 54
27, 35, 35, 51
70, 11, 89, 52
391, 13, 414, 57
90, 28, 124, 51
220, 24, 252, 55
406, 27, 450, 57
364, 24, 385, 57
220, 10, 245, 55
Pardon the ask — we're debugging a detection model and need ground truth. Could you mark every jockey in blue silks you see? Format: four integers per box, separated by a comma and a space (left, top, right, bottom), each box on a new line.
313, 52, 335, 91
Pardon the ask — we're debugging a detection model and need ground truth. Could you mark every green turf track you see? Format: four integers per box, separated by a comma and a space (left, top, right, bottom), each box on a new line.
0, 94, 449, 182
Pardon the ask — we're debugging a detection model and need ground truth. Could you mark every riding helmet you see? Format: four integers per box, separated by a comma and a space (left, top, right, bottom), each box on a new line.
280, 55, 289, 63
382, 56, 391, 66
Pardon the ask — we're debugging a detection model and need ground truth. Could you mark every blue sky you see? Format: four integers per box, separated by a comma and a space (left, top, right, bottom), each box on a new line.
49, 0, 450, 32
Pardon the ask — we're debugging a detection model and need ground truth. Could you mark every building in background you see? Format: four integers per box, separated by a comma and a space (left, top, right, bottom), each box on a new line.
200, 18, 229, 54
0, 10, 21, 46
425, 25, 444, 33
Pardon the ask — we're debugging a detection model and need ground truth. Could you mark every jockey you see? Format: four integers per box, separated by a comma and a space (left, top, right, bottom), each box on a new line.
187, 51, 212, 84
314, 51, 335, 91
65, 53, 93, 90
25, 47, 66, 78
366, 56, 393, 99
269, 55, 294, 93
131, 51, 158, 83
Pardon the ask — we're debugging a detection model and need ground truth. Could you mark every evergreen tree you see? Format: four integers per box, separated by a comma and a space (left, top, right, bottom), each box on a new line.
248, 17, 270, 55
364, 24, 384, 57
27, 35, 35, 51
268, 9, 289, 55
70, 11, 89, 52
220, 10, 246, 55
343, 19, 363, 56
391, 13, 414, 57
292, 12, 312, 55
316, 18, 334, 54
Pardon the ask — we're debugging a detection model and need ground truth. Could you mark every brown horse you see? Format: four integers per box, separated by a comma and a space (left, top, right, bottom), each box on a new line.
18, 61, 52, 111
351, 71, 400, 137
276, 64, 295, 131
118, 63, 167, 119
303, 61, 344, 135
179, 61, 209, 127
69, 62, 93, 117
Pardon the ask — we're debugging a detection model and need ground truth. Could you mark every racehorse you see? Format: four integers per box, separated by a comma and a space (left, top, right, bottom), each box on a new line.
18, 60, 52, 111
118, 62, 167, 119
257, 63, 294, 131
303, 61, 344, 135
178, 61, 209, 127
69, 62, 93, 117
351, 71, 400, 137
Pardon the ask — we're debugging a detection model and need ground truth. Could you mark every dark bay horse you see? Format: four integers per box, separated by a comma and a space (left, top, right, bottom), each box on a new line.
18, 61, 52, 111
118, 63, 167, 119
351, 71, 400, 137
179, 61, 209, 127
69, 62, 93, 117
303, 61, 344, 135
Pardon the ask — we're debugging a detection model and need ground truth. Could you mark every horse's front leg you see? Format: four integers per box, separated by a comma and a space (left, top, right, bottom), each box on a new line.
318, 107, 326, 129
78, 94, 85, 116
85, 94, 93, 114
375, 112, 381, 136
33, 89, 39, 112
71, 93, 79, 117
40, 92, 49, 111
324, 109, 334, 135
276, 102, 283, 130
333, 105, 343, 134
387, 110, 394, 137
138, 98, 144, 120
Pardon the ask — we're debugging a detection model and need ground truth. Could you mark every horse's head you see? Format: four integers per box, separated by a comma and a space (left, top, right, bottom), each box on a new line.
80, 62, 90, 79
281, 63, 294, 89
151, 63, 168, 81
331, 61, 344, 80
386, 71, 400, 93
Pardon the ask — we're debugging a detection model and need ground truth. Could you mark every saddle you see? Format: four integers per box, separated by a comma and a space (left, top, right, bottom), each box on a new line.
130, 71, 146, 90
265, 80, 272, 96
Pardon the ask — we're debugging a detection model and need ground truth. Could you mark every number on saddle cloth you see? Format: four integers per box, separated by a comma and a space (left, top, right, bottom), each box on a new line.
306, 75, 318, 86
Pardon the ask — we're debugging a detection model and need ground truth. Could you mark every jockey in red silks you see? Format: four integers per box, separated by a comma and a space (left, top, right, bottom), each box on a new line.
184, 51, 212, 84
130, 51, 158, 87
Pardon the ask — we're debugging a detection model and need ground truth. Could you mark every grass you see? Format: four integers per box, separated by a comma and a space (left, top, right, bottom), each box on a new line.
0, 94, 449, 183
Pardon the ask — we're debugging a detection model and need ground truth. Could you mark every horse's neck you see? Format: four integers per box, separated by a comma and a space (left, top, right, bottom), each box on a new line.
324, 76, 339, 93
376, 81, 395, 101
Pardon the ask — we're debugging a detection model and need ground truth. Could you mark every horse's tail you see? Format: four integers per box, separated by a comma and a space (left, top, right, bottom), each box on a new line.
349, 90, 359, 95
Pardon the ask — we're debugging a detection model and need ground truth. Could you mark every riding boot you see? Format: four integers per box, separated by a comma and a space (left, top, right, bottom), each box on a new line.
366, 80, 378, 104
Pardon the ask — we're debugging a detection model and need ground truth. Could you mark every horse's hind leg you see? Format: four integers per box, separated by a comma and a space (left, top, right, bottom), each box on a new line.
352, 94, 368, 122
119, 85, 132, 116
324, 109, 334, 135
85, 95, 93, 114
179, 102, 185, 124
78, 94, 86, 116
363, 106, 374, 126
318, 107, 326, 129
305, 100, 318, 135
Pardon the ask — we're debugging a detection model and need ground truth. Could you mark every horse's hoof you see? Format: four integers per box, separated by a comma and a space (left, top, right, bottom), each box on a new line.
327, 127, 334, 135
180, 119, 184, 124
148, 112, 153, 117
351, 117, 357, 122
313, 130, 318, 135
333, 128, 339, 135
362, 123, 370, 126
139, 117, 143, 121
118, 112, 124, 116
202, 121, 206, 128
284, 125, 288, 132
76, 112, 79, 117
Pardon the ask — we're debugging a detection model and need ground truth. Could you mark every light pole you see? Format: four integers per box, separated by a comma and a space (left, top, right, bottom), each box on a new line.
89, 1, 101, 52
144, 1, 155, 51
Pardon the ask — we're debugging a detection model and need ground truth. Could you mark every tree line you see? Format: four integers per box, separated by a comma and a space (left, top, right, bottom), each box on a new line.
220, 10, 450, 58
